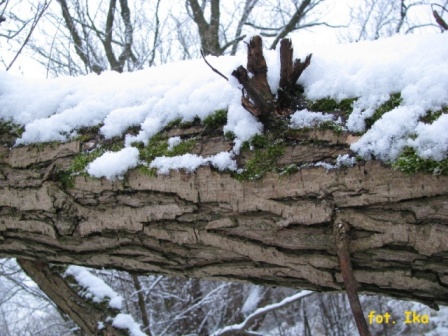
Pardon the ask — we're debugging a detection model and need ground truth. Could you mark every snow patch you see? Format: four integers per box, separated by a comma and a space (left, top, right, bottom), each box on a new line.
65, 266, 123, 309
149, 152, 237, 174
112, 314, 147, 336
290, 109, 340, 128
87, 147, 140, 179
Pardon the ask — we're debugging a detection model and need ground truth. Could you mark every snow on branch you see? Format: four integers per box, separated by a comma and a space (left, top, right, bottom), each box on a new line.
212, 290, 313, 336
65, 266, 146, 336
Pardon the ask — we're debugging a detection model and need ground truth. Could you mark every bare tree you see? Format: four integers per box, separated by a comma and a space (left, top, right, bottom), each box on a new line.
186, 0, 259, 56
342, 0, 444, 42
245, 0, 332, 50
0, 0, 51, 71
187, 0, 332, 55
27, 0, 166, 76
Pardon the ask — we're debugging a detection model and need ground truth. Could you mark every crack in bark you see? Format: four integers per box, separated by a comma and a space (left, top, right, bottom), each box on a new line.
1, 140, 448, 308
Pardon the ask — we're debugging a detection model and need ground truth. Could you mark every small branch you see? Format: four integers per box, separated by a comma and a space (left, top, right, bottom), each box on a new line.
432, 4, 448, 31
213, 291, 313, 336
200, 50, 228, 81
6, 1, 51, 71
333, 219, 371, 336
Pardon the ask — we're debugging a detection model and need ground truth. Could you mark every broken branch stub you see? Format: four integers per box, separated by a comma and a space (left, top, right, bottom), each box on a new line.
279, 38, 312, 91
231, 35, 312, 123
278, 38, 312, 111
232, 36, 275, 120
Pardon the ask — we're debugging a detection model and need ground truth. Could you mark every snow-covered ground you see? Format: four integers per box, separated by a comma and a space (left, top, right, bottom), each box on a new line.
0, 32, 447, 178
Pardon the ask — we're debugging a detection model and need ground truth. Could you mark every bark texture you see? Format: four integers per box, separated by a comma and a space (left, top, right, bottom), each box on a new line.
1, 134, 448, 309
17, 258, 126, 335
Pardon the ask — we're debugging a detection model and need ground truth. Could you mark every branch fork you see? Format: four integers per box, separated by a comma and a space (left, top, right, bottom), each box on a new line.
231, 35, 312, 123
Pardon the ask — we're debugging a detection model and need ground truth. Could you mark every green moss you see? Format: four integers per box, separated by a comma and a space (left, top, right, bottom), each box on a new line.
236, 135, 285, 181
165, 118, 183, 129
0, 120, 24, 137
224, 131, 236, 141
310, 97, 356, 117
203, 109, 227, 129
393, 147, 448, 175
163, 116, 201, 131
365, 93, 402, 129
170, 138, 197, 156
137, 165, 157, 177
52, 167, 75, 189
138, 134, 169, 162
420, 106, 447, 124
0, 121, 24, 147
318, 121, 345, 135
138, 134, 197, 163
243, 134, 271, 150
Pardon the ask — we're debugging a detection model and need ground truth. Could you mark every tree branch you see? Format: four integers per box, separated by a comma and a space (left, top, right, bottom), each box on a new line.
432, 4, 448, 31
17, 259, 127, 335
6, 1, 51, 71
213, 291, 313, 336
201, 50, 228, 80
333, 220, 371, 336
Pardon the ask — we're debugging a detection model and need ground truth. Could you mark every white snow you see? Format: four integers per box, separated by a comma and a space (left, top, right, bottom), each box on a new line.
65, 266, 123, 309
112, 313, 147, 336
65, 266, 146, 335
209, 151, 238, 172
167, 136, 182, 150
290, 109, 341, 128
213, 290, 313, 335
149, 152, 237, 174
1, 32, 447, 176
149, 153, 207, 174
87, 147, 140, 180
241, 286, 263, 315
408, 114, 448, 161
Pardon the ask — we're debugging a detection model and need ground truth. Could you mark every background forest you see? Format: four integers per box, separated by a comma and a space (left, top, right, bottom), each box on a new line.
1, 0, 448, 335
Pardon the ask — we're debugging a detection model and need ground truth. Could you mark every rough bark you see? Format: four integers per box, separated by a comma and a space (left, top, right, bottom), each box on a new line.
1, 131, 448, 310
17, 258, 126, 335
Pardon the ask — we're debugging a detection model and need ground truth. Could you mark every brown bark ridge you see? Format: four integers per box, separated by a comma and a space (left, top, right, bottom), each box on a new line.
1, 132, 448, 310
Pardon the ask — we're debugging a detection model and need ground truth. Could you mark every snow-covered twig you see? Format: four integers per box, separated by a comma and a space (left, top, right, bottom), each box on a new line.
213, 290, 313, 336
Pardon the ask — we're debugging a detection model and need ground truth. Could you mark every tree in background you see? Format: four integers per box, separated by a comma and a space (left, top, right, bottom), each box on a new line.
0, 0, 50, 72
342, 0, 447, 42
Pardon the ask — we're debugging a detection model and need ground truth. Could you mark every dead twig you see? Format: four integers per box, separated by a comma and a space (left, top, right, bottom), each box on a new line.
200, 50, 228, 81
334, 219, 371, 336
432, 4, 448, 31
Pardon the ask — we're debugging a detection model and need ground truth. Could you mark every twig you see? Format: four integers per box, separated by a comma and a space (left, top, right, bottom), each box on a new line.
334, 219, 371, 336
6, 1, 52, 71
200, 50, 228, 81
432, 4, 448, 31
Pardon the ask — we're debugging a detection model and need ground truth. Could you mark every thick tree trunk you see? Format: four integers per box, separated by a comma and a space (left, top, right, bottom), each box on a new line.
0, 135, 448, 310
